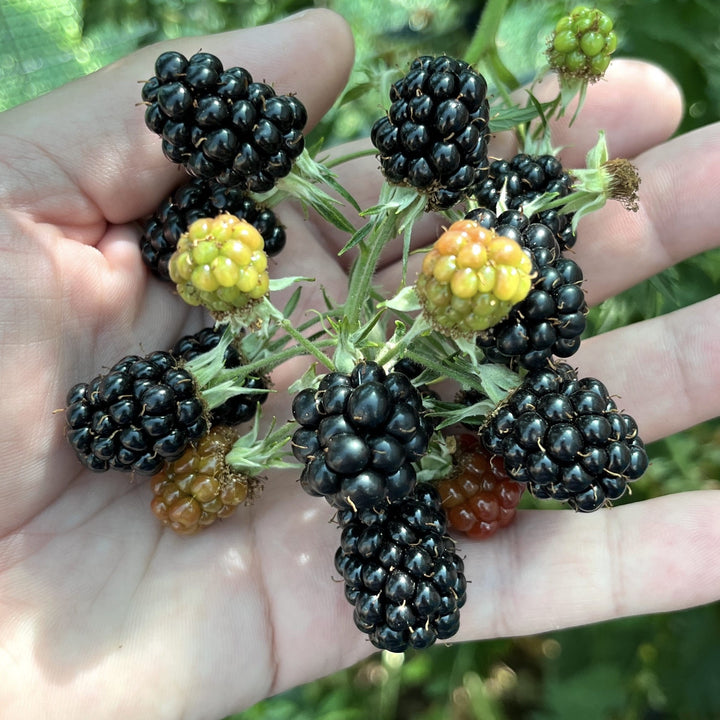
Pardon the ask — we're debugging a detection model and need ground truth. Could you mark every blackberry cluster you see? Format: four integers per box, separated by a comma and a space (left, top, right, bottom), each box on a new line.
371, 55, 490, 210
480, 363, 649, 511
171, 325, 269, 426
334, 483, 467, 652
291, 361, 434, 511
140, 177, 286, 281
64, 351, 208, 475
466, 208, 588, 369
474, 153, 577, 251
142, 50, 307, 191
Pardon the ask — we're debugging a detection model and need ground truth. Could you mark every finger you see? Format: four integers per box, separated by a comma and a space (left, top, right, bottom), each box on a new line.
454, 490, 720, 642
0, 9, 355, 224
322, 59, 683, 273
571, 294, 720, 443
571, 121, 720, 305
491, 59, 684, 167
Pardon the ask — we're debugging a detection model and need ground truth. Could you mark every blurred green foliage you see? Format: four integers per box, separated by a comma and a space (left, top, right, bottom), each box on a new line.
1, 0, 719, 718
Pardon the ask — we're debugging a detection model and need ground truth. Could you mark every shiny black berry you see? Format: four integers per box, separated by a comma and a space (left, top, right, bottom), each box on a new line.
474, 153, 577, 251
480, 363, 648, 510
334, 482, 466, 652
371, 55, 490, 210
64, 351, 209, 475
292, 361, 434, 510
142, 50, 306, 190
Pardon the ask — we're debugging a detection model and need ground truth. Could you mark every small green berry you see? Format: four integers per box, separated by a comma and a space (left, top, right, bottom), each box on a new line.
547, 5, 618, 82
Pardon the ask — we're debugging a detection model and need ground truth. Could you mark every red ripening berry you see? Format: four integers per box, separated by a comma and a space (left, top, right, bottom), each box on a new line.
436, 434, 524, 540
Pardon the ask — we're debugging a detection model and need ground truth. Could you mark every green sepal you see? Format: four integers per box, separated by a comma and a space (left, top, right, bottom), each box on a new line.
252, 149, 358, 235
427, 397, 498, 432
268, 276, 314, 293
520, 131, 640, 231
381, 285, 422, 313
415, 433, 457, 485
224, 406, 300, 474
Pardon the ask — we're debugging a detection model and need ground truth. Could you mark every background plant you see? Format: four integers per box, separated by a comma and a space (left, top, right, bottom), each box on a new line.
2, 0, 719, 717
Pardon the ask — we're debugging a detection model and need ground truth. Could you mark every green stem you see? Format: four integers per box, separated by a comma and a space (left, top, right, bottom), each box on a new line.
344, 183, 427, 329
374, 313, 433, 368
464, 0, 509, 67
234, 339, 336, 381
261, 298, 336, 371
324, 146, 378, 170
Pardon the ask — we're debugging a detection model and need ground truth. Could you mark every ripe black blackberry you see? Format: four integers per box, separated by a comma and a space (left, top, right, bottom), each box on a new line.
480, 363, 649, 511
334, 482, 467, 652
466, 208, 588, 369
64, 351, 209, 475
474, 153, 577, 251
291, 361, 434, 511
171, 325, 269, 426
371, 54, 490, 210
140, 178, 286, 280
142, 50, 307, 191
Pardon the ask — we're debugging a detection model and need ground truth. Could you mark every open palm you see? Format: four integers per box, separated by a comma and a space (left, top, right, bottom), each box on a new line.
1, 10, 719, 720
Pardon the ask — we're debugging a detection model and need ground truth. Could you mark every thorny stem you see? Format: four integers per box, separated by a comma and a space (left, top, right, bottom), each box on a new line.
261, 298, 336, 371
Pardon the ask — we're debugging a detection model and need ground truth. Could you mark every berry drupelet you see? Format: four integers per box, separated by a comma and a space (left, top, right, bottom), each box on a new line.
142, 50, 307, 191
371, 54, 490, 210
291, 361, 434, 511
466, 208, 588, 369
140, 177, 286, 281
334, 482, 467, 652
474, 153, 577, 251
64, 351, 209, 475
436, 434, 524, 540
171, 325, 269, 426
480, 363, 649, 511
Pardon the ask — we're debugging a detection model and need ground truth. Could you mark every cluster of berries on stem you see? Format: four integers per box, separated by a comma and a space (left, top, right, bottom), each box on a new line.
60, 4, 649, 654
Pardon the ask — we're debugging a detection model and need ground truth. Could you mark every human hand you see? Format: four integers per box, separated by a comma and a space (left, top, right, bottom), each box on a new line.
1, 9, 719, 720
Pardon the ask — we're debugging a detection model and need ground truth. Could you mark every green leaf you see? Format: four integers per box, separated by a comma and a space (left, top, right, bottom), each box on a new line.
338, 219, 373, 256
489, 96, 559, 132
381, 285, 422, 312
269, 276, 313, 292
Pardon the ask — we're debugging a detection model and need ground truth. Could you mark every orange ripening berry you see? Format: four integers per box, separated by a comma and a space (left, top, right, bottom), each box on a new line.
150, 424, 259, 535
416, 219, 533, 338
436, 434, 524, 540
